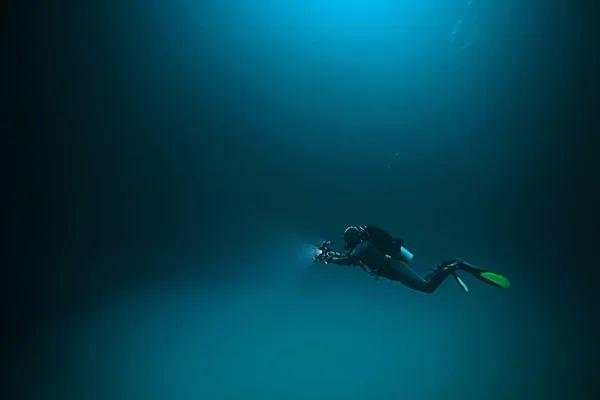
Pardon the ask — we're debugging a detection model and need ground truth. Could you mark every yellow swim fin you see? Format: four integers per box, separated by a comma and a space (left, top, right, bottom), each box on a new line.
452, 271, 469, 292
478, 271, 511, 289
458, 261, 511, 289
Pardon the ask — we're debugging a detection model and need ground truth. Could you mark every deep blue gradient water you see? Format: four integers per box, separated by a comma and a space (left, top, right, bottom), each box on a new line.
9, 1, 594, 399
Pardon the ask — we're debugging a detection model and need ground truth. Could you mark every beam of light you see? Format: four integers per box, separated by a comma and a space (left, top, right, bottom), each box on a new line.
298, 240, 325, 267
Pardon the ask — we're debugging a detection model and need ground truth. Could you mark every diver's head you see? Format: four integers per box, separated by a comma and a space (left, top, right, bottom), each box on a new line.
343, 226, 363, 250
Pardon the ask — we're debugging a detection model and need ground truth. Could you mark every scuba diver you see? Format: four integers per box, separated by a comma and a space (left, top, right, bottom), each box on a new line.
315, 225, 509, 293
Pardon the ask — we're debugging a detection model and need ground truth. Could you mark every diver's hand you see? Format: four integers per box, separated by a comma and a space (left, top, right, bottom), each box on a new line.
322, 252, 333, 263
323, 251, 342, 263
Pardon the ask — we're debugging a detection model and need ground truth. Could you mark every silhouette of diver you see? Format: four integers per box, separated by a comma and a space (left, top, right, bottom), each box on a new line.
319, 226, 509, 293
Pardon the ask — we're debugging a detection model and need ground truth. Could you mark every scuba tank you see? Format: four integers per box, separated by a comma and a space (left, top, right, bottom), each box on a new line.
361, 225, 414, 264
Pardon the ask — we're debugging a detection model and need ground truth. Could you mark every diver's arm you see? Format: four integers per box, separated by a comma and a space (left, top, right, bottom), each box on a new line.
328, 243, 367, 266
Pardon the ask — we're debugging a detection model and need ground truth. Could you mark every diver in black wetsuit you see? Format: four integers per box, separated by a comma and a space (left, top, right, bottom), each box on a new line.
321, 225, 510, 293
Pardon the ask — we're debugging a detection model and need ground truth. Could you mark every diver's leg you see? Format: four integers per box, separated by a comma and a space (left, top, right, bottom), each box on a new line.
377, 262, 428, 291
421, 267, 456, 293
379, 261, 455, 293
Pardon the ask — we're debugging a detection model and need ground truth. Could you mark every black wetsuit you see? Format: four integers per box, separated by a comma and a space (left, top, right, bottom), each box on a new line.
328, 241, 454, 293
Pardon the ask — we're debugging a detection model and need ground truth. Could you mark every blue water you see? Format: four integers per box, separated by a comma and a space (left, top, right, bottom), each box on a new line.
14, 1, 589, 399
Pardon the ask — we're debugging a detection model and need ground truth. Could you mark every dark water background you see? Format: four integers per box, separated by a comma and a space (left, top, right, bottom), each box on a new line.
5, 1, 598, 399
